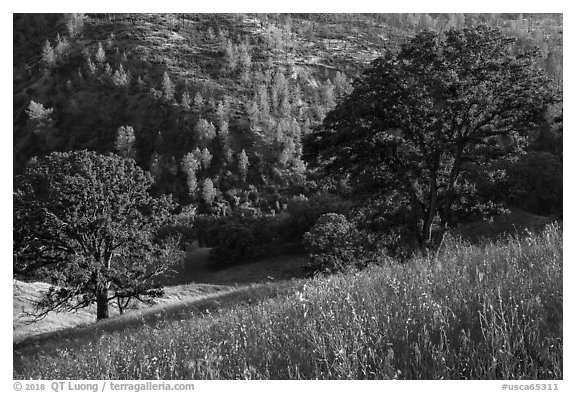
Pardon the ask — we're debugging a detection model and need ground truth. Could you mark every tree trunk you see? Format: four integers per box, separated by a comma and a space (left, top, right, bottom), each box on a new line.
422, 170, 439, 255
96, 288, 109, 320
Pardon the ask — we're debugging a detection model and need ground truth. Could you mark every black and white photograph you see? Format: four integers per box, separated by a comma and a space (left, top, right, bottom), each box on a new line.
11, 5, 565, 387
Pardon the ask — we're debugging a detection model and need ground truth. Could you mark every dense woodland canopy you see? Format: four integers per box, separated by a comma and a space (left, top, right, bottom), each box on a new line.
14, 13, 562, 282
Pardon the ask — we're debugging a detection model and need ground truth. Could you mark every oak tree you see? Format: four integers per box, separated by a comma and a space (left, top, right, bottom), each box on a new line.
305, 26, 558, 253
14, 151, 184, 320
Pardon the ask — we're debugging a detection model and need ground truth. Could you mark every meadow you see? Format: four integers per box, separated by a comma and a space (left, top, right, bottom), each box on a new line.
14, 224, 562, 380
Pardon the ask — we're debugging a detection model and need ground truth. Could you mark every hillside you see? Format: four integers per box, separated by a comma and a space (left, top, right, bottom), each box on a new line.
13, 13, 563, 208
14, 224, 562, 379
14, 246, 309, 343
13, 14, 563, 380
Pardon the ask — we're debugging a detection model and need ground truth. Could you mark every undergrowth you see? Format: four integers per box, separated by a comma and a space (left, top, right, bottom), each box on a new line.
15, 224, 562, 379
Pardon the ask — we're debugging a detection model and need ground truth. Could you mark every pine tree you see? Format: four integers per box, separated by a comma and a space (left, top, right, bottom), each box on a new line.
26, 100, 54, 135
238, 149, 249, 182
334, 71, 353, 98
222, 39, 237, 74
95, 41, 106, 64
111, 64, 130, 87
104, 63, 113, 77
194, 118, 217, 147
193, 91, 204, 109
200, 147, 212, 170
215, 101, 227, 123
201, 178, 217, 205
162, 71, 175, 103
86, 57, 96, 75
244, 99, 259, 127
238, 42, 252, 83
181, 153, 200, 195
320, 79, 336, 111
181, 89, 191, 110
54, 33, 70, 60
114, 125, 136, 158
149, 152, 163, 181
66, 13, 85, 38
257, 83, 270, 116
218, 120, 230, 145
42, 40, 57, 69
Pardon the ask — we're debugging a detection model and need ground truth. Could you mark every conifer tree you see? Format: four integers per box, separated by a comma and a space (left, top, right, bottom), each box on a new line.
218, 120, 230, 145
95, 41, 106, 64
238, 149, 249, 182
26, 100, 54, 135
181, 153, 200, 195
111, 64, 130, 87
86, 57, 96, 75
181, 89, 191, 110
162, 71, 175, 103
194, 118, 217, 147
201, 178, 217, 205
193, 91, 204, 109
42, 40, 57, 69
66, 13, 84, 38
114, 125, 136, 158
149, 152, 163, 181
104, 63, 113, 77
200, 147, 213, 170
54, 33, 70, 60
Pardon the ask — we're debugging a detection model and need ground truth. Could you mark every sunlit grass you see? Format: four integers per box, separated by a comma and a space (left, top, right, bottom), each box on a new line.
15, 224, 562, 379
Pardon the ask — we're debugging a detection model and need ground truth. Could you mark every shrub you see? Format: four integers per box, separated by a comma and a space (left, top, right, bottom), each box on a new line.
208, 221, 256, 267
285, 193, 352, 241
303, 213, 366, 274
198, 209, 295, 267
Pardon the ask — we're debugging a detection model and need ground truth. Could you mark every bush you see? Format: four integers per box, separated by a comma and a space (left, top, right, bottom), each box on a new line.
207, 221, 256, 267
285, 193, 352, 241
199, 209, 296, 268
303, 213, 366, 274
199, 193, 353, 269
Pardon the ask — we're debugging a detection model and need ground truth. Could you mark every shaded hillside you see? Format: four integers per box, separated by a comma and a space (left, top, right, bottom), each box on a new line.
13, 13, 563, 210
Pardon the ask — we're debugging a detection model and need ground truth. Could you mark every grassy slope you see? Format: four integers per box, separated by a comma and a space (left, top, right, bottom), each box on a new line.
15, 224, 562, 380
14, 246, 308, 343
13, 279, 231, 342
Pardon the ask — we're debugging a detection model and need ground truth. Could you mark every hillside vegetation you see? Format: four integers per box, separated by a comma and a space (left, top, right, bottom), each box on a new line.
13, 13, 562, 206
14, 224, 562, 379
13, 14, 563, 380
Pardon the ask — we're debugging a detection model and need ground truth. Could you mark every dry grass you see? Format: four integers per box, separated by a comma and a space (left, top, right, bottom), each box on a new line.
14, 245, 308, 343
13, 279, 232, 342
14, 224, 562, 380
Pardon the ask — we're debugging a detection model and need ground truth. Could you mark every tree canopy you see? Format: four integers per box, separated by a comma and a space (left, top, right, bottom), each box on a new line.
305, 25, 559, 252
14, 150, 184, 320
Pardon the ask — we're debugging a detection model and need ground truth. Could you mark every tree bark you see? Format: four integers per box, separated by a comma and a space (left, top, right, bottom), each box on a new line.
96, 288, 109, 320
422, 170, 439, 254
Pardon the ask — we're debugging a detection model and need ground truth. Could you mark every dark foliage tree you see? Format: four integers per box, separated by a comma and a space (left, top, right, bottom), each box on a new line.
305, 26, 558, 253
14, 151, 184, 321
